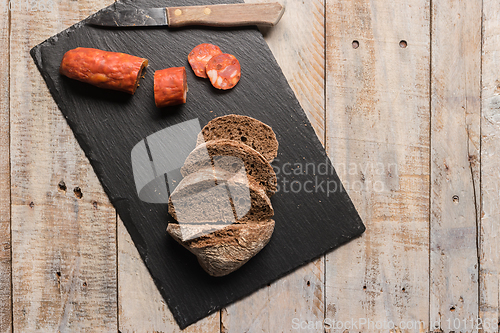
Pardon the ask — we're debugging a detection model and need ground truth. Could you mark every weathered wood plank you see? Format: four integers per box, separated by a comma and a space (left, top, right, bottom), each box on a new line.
10, 1, 118, 331
429, 0, 481, 331
0, 1, 11, 332
247, 0, 325, 140
221, 0, 325, 331
118, 216, 220, 332
222, 261, 324, 332
480, 0, 500, 330
325, 0, 430, 332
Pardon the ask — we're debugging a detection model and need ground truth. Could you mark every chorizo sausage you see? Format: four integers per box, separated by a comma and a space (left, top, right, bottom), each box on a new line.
154, 67, 188, 108
206, 53, 241, 90
188, 43, 222, 78
59, 47, 148, 95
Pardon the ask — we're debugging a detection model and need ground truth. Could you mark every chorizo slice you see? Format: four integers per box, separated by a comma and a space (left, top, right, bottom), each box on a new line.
59, 47, 148, 95
206, 53, 241, 90
188, 43, 222, 78
154, 67, 188, 108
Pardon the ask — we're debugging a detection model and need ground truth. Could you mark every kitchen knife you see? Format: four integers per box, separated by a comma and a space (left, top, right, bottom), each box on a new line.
87, 2, 285, 28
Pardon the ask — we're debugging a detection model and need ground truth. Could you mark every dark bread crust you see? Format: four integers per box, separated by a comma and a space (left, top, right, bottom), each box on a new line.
181, 139, 277, 197
167, 220, 275, 277
196, 114, 278, 162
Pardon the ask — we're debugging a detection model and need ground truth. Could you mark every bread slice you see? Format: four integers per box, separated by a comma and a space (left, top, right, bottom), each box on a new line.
196, 115, 279, 162
168, 166, 274, 224
167, 220, 275, 277
168, 167, 234, 223
181, 139, 277, 197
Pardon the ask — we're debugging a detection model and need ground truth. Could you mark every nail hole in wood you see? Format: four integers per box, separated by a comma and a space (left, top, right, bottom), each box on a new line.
306, 281, 310, 286
93, 201, 98, 209
352, 40, 359, 49
29, 202, 34, 208
74, 187, 83, 199
56, 271, 61, 277
83, 281, 87, 287
402, 287, 406, 292
58, 180, 67, 192
450, 306, 456, 312
400, 40, 407, 48
452, 195, 459, 203
363, 285, 367, 290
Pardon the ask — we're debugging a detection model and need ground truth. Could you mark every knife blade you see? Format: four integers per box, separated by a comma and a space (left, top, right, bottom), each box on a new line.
87, 2, 285, 28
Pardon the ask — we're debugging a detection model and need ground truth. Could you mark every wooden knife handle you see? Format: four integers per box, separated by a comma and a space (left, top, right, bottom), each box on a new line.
166, 2, 285, 28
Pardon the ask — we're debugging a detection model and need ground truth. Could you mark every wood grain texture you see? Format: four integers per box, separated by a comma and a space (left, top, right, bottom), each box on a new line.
222, 0, 325, 331
167, 3, 285, 27
118, 217, 220, 332
325, 0, 430, 332
480, 0, 500, 330
10, 0, 118, 331
430, 0, 481, 331
254, 0, 325, 141
0, 1, 11, 332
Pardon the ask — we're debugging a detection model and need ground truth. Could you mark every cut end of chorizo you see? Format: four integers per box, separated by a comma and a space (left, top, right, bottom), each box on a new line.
59, 47, 148, 95
132, 59, 149, 94
206, 53, 241, 90
188, 43, 222, 78
154, 67, 188, 108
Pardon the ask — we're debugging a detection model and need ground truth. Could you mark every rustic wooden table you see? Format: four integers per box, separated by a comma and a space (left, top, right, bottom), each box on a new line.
1, 0, 499, 332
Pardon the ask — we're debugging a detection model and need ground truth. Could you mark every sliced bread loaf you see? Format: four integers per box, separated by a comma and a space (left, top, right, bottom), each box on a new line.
167, 220, 275, 277
168, 166, 274, 224
196, 114, 279, 162
181, 139, 277, 197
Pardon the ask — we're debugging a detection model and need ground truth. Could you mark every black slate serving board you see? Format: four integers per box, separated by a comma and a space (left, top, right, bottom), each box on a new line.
31, 0, 365, 328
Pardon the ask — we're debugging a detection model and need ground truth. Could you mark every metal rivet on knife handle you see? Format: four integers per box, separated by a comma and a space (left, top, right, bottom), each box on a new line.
204, 8, 211, 15
174, 9, 182, 16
